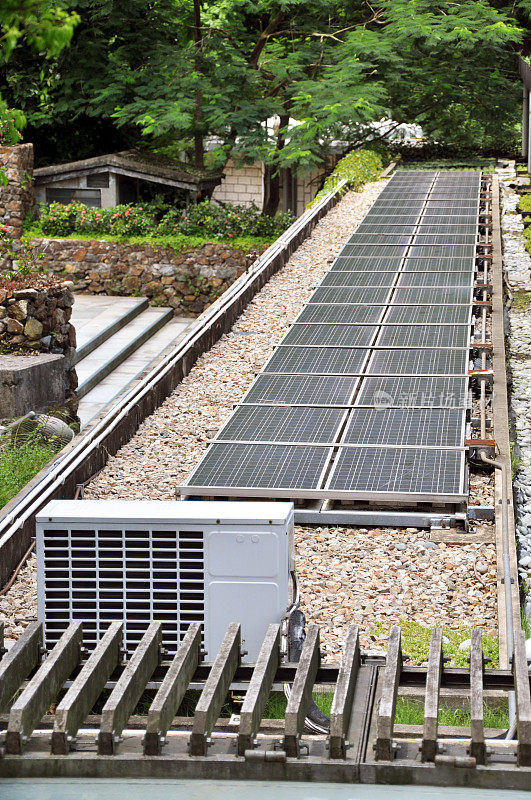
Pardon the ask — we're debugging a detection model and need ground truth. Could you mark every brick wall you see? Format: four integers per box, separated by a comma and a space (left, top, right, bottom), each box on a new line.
0, 144, 35, 239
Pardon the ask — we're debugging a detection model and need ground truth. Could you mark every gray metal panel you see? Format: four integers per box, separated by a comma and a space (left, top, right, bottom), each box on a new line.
397, 272, 474, 288
383, 304, 472, 325
326, 447, 465, 497
347, 235, 413, 246
355, 224, 418, 235
215, 405, 346, 443
392, 287, 472, 304
186, 443, 333, 490
296, 304, 384, 324
264, 346, 368, 375
321, 272, 396, 288
310, 287, 391, 304
330, 256, 404, 272
376, 325, 470, 349
356, 376, 469, 408
367, 348, 469, 375
412, 234, 477, 246
342, 408, 465, 447
414, 224, 478, 235
339, 244, 409, 258
283, 324, 377, 347
242, 374, 359, 405
407, 245, 477, 259
401, 258, 475, 272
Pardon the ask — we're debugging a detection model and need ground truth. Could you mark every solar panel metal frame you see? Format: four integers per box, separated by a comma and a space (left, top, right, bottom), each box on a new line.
323, 446, 467, 503
212, 404, 348, 444
340, 407, 466, 447
355, 375, 469, 408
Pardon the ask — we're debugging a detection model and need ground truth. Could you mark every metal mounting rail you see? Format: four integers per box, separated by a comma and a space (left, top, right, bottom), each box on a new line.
0, 620, 530, 788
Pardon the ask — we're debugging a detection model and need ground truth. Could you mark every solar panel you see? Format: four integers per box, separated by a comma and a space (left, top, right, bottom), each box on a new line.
383, 305, 472, 325
326, 447, 465, 498
407, 245, 476, 259
392, 287, 472, 305
342, 408, 464, 447
421, 206, 479, 217
310, 287, 391, 304
296, 304, 385, 324
355, 376, 468, 407
264, 346, 368, 375
321, 272, 396, 287
376, 325, 470, 349
330, 256, 404, 271
414, 223, 478, 235
397, 272, 474, 288
367, 348, 469, 375
418, 215, 479, 224
412, 234, 477, 246
355, 224, 418, 235
342, 242, 411, 256
358, 215, 421, 225
242, 374, 359, 405
215, 405, 346, 443
424, 201, 479, 211
186, 443, 333, 491
401, 258, 475, 272
283, 324, 377, 347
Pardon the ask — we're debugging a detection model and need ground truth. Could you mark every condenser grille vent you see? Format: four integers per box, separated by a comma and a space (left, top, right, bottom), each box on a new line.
41, 526, 205, 655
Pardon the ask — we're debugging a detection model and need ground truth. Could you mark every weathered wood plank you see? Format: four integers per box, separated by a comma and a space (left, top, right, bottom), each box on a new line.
5, 621, 82, 754
469, 628, 485, 764
98, 623, 162, 755
237, 624, 280, 756
52, 621, 123, 754
189, 623, 241, 756
144, 623, 202, 755
421, 628, 443, 762
284, 624, 321, 758
0, 621, 42, 714
329, 625, 360, 759
514, 630, 531, 767
375, 626, 402, 761
0, 620, 4, 659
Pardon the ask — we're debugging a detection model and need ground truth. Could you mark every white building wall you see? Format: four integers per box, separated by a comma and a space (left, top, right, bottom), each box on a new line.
212, 160, 264, 208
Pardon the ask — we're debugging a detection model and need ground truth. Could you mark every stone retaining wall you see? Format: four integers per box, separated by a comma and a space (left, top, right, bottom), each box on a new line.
0, 282, 78, 418
30, 238, 265, 315
0, 144, 34, 239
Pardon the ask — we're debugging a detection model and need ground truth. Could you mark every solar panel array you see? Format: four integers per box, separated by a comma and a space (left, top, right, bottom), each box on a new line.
181, 171, 481, 504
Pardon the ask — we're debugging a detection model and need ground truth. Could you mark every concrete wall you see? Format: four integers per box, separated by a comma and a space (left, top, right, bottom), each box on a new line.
0, 144, 34, 238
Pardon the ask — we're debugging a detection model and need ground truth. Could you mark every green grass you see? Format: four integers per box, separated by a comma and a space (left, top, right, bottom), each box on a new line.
520, 194, 531, 214
369, 620, 499, 668
22, 227, 274, 254
394, 697, 509, 728
0, 427, 62, 510
510, 440, 523, 478
511, 288, 531, 311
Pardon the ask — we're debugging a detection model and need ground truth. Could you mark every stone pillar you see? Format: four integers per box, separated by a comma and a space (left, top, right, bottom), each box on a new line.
0, 143, 35, 239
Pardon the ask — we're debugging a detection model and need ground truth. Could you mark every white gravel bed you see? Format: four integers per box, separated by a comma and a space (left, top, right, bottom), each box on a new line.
1, 177, 498, 649
498, 164, 531, 622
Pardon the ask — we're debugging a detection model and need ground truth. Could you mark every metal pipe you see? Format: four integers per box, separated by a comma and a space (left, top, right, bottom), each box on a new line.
479, 450, 517, 733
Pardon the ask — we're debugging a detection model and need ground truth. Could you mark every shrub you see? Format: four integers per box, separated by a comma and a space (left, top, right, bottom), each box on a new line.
310, 148, 387, 207
38, 199, 295, 241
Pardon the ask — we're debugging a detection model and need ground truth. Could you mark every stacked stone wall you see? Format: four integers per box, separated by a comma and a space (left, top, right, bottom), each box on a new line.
0, 144, 35, 239
30, 238, 265, 315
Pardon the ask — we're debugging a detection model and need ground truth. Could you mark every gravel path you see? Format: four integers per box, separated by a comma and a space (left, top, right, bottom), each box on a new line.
2, 178, 498, 651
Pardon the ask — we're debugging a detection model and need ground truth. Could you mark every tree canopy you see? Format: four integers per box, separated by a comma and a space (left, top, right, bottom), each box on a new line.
0, 0, 527, 205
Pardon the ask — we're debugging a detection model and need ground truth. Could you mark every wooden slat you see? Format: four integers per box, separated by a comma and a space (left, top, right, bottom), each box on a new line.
237, 624, 280, 756
469, 628, 485, 764
375, 626, 402, 761
5, 622, 82, 754
514, 630, 531, 767
144, 623, 202, 755
190, 623, 241, 756
421, 628, 443, 762
0, 621, 42, 714
284, 624, 321, 758
0, 620, 4, 659
52, 621, 123, 754
98, 623, 162, 755
329, 625, 360, 759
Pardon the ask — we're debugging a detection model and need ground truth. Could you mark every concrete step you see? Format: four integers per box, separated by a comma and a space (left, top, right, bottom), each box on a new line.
72, 295, 149, 363
75, 306, 174, 400
77, 316, 191, 427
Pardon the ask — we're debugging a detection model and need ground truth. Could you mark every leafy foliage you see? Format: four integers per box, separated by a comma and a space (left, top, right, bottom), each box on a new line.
0, 424, 63, 510
310, 148, 386, 206
0, 228, 47, 283
37, 199, 295, 240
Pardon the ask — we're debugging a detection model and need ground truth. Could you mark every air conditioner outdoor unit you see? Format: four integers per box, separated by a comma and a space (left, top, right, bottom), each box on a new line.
36, 500, 294, 662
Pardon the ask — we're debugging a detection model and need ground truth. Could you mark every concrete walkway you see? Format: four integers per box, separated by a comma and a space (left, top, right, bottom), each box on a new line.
70, 295, 191, 428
